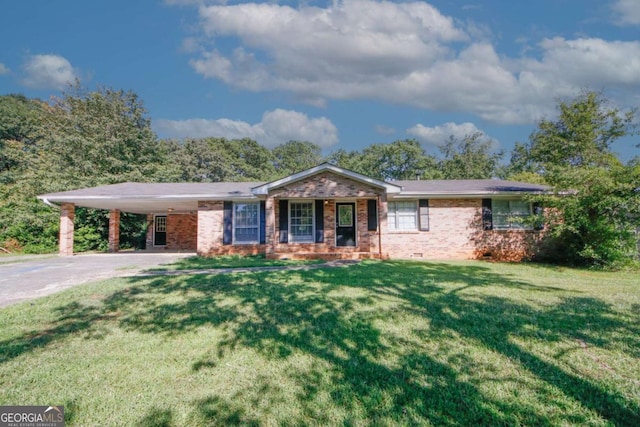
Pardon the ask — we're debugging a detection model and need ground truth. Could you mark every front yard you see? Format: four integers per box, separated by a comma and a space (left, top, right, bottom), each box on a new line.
0, 260, 638, 426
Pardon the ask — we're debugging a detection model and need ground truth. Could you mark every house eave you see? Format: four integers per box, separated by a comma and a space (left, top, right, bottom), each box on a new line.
391, 190, 548, 199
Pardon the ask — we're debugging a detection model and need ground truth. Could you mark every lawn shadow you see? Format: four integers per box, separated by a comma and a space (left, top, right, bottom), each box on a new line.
1, 260, 638, 425
118, 260, 639, 425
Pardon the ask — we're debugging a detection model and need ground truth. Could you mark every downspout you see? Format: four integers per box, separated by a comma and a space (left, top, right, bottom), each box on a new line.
377, 196, 383, 259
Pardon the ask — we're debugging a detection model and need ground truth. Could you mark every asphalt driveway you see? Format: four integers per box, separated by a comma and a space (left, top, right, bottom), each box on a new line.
0, 252, 193, 308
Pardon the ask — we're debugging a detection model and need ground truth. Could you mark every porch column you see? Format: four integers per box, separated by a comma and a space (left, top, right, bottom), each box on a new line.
59, 203, 75, 256
145, 214, 154, 249
265, 197, 275, 255
108, 209, 120, 253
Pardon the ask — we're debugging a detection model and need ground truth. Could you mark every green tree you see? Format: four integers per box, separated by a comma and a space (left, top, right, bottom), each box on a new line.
168, 138, 235, 182
438, 133, 503, 179
330, 139, 441, 181
37, 83, 162, 187
272, 141, 324, 176
215, 138, 275, 181
517, 91, 639, 268
0, 85, 165, 253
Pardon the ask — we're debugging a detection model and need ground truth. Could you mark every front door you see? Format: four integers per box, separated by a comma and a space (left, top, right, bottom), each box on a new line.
154, 215, 167, 246
336, 203, 356, 247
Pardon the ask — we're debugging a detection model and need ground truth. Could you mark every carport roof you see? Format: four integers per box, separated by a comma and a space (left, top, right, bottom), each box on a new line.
38, 182, 264, 214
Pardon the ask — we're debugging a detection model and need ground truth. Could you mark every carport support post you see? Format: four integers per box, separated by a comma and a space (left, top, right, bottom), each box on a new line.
59, 203, 75, 256
108, 209, 120, 253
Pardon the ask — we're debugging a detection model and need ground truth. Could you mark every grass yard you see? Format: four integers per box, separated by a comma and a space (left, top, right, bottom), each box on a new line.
0, 260, 639, 426
151, 254, 322, 271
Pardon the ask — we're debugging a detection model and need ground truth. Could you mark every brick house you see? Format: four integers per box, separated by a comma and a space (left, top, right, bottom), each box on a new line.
38, 163, 548, 261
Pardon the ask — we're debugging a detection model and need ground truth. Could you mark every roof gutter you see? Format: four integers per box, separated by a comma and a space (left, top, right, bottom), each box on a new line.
37, 197, 60, 209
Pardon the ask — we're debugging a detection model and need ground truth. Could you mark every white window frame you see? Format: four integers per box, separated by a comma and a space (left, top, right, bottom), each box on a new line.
289, 200, 315, 243
492, 199, 533, 230
388, 200, 418, 231
233, 202, 260, 244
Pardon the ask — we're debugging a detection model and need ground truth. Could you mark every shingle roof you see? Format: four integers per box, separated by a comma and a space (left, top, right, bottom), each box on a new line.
393, 179, 548, 195
38, 175, 549, 214
38, 182, 264, 214
39, 181, 263, 199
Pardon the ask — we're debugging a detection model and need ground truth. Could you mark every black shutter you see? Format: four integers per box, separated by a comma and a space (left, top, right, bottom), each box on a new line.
223, 201, 233, 245
315, 200, 324, 243
533, 202, 544, 230
482, 198, 493, 231
278, 199, 288, 243
367, 199, 378, 231
259, 201, 266, 244
419, 199, 430, 231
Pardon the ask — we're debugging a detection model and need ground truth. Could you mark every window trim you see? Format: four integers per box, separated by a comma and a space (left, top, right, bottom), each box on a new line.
492, 199, 534, 230
388, 200, 419, 231
289, 200, 316, 243
232, 202, 260, 244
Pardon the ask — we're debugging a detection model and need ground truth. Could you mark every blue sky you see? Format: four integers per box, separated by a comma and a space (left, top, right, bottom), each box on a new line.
1, 0, 639, 161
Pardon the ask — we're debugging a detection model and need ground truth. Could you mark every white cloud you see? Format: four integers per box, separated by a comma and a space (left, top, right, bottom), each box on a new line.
612, 0, 640, 26
155, 109, 338, 148
192, 0, 467, 90
375, 125, 396, 135
179, 0, 640, 125
180, 37, 202, 54
0, 63, 9, 75
21, 54, 78, 90
407, 122, 495, 147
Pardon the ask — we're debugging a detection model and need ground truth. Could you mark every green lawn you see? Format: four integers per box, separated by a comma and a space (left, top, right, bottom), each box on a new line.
151, 254, 322, 271
0, 260, 638, 426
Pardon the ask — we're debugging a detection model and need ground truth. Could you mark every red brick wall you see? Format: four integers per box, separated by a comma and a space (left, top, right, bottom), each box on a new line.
271, 198, 381, 258
270, 171, 385, 199
167, 213, 197, 250
197, 200, 267, 256
193, 173, 544, 261
383, 198, 545, 261
383, 199, 478, 259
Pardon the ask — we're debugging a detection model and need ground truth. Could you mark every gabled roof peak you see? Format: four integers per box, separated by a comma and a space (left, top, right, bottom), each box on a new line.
251, 163, 402, 195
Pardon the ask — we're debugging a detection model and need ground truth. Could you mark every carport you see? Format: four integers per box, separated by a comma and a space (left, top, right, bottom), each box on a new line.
38, 182, 259, 256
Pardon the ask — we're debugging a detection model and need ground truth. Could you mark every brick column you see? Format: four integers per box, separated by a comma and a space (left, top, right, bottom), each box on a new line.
108, 209, 120, 253
265, 197, 275, 255
59, 203, 75, 256
145, 214, 154, 249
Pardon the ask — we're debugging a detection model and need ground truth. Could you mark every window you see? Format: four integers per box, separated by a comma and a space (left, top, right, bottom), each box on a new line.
492, 199, 532, 230
388, 201, 418, 230
234, 203, 259, 243
290, 201, 314, 242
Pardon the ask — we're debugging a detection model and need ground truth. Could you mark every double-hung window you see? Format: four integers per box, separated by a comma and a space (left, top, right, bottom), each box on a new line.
492, 200, 532, 230
388, 201, 418, 231
234, 202, 259, 243
290, 201, 314, 242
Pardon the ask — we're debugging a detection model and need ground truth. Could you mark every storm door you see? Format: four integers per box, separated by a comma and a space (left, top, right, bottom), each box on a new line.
336, 203, 356, 247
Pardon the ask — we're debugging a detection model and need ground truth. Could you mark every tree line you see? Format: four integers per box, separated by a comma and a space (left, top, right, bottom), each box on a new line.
1, 85, 638, 268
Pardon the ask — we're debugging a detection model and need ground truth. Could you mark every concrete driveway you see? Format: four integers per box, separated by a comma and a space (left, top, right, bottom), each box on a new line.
0, 252, 193, 308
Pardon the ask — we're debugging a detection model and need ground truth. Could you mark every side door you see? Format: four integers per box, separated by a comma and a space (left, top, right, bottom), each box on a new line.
154, 215, 167, 246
